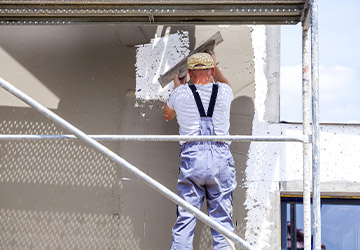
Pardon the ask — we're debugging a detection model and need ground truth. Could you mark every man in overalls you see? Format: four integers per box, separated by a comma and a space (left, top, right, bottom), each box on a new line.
163, 52, 236, 250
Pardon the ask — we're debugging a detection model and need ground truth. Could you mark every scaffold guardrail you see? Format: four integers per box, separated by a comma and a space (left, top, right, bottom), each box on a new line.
0, 134, 306, 142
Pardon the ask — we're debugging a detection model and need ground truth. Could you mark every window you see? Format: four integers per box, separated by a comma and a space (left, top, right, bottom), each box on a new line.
281, 197, 360, 250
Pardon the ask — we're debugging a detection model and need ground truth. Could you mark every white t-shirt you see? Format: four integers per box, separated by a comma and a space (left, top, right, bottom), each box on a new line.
167, 82, 233, 143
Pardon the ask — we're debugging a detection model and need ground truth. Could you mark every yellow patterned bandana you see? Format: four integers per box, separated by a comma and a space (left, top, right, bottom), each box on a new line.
187, 53, 214, 70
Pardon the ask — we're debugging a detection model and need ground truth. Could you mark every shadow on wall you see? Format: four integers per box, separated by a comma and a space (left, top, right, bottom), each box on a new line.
0, 108, 142, 249
0, 111, 142, 249
0, 112, 116, 188
0, 209, 141, 249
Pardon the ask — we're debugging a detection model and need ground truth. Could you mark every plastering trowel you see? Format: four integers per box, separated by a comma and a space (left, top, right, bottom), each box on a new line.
158, 31, 224, 87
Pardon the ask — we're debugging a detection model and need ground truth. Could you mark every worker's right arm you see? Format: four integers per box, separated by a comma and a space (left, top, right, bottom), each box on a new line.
163, 103, 176, 121
163, 74, 183, 121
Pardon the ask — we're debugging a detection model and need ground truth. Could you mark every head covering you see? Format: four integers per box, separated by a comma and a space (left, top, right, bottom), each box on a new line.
187, 52, 214, 70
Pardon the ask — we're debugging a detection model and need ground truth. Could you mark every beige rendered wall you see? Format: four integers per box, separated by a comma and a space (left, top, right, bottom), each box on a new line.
0, 25, 255, 249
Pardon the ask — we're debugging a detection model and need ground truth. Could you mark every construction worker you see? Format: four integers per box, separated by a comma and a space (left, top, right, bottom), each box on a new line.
163, 52, 236, 250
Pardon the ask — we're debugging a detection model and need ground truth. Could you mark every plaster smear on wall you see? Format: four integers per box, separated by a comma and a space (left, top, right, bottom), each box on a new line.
280, 124, 360, 185
244, 26, 283, 249
135, 30, 189, 102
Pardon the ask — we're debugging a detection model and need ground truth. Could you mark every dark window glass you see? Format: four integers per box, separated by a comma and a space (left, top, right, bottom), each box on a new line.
281, 197, 360, 250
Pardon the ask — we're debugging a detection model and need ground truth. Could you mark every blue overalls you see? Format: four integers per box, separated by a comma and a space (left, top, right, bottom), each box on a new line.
171, 84, 237, 250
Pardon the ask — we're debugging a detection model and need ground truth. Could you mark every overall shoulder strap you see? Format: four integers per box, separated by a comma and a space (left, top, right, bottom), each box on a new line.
188, 84, 207, 117
207, 84, 219, 117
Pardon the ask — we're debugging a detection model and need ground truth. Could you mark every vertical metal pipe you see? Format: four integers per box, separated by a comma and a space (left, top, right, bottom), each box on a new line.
280, 203, 288, 250
310, 0, 321, 249
302, 16, 312, 250
290, 204, 297, 250
0, 77, 253, 250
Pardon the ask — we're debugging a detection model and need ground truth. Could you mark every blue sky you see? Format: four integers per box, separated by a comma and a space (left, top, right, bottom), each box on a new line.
280, 0, 360, 123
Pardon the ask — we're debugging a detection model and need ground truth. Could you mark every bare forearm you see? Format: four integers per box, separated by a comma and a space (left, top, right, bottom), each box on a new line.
163, 102, 176, 121
214, 65, 230, 87
163, 73, 184, 121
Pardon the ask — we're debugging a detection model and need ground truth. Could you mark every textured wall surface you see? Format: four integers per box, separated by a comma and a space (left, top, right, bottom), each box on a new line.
0, 25, 255, 249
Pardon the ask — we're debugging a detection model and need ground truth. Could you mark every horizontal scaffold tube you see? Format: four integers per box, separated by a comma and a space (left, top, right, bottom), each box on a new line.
0, 134, 305, 142
0, 77, 255, 250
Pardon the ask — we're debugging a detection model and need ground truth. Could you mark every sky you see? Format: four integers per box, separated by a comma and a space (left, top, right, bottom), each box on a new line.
280, 0, 360, 123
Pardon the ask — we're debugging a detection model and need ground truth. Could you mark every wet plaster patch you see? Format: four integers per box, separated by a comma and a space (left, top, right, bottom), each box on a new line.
135, 30, 189, 102
244, 25, 281, 249
280, 123, 360, 186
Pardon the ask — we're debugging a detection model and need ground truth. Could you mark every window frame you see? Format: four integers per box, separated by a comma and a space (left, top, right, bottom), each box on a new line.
280, 196, 360, 250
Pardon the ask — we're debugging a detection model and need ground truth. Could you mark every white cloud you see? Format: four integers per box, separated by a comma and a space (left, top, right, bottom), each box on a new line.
280, 65, 302, 122
280, 65, 360, 123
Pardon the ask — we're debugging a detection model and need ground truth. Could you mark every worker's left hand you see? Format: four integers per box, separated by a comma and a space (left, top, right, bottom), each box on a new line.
209, 51, 216, 65
174, 74, 186, 88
